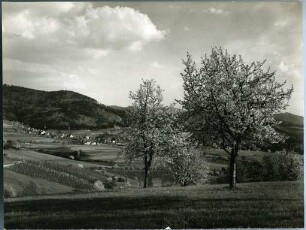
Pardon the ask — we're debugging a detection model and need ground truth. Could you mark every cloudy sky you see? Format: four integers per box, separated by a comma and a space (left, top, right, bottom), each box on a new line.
2, 1, 303, 115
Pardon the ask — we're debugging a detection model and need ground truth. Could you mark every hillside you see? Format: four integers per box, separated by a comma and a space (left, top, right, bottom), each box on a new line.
274, 113, 303, 141
272, 112, 304, 153
274, 112, 303, 127
3, 84, 128, 130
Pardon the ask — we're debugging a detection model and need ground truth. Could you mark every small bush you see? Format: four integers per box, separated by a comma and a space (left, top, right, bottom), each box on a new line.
159, 147, 208, 186
218, 151, 303, 183
3, 140, 20, 150
262, 151, 303, 181
4, 185, 16, 198
94, 180, 105, 191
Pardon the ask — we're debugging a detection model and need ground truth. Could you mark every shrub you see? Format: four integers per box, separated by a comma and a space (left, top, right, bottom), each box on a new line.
4, 185, 16, 198
218, 151, 303, 183
159, 147, 208, 186
94, 180, 105, 191
263, 151, 303, 181
3, 140, 20, 150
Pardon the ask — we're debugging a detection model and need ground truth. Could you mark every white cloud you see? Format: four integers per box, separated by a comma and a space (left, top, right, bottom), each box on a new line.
278, 61, 290, 72
150, 61, 162, 68
84, 48, 109, 59
3, 3, 166, 53
23, 2, 76, 16
88, 68, 99, 75
274, 21, 288, 27
128, 41, 143, 52
77, 6, 166, 50
22, 30, 35, 40
184, 26, 190, 31
277, 61, 301, 82
3, 9, 60, 40
56, 2, 74, 13
3, 10, 31, 37
209, 7, 229, 15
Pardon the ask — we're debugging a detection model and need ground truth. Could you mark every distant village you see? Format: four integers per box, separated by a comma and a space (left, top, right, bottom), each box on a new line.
4, 121, 125, 147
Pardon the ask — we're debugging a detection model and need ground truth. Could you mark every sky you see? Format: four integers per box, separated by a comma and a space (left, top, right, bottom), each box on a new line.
2, 1, 303, 115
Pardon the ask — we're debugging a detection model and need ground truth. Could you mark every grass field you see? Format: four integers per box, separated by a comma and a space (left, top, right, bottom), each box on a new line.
4, 132, 55, 143
4, 149, 105, 168
4, 181, 303, 229
24, 142, 123, 163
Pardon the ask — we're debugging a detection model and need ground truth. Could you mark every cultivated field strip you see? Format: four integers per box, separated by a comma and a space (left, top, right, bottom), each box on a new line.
8, 160, 110, 191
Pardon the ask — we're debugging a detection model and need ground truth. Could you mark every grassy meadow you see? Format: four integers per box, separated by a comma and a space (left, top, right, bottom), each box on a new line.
4, 181, 303, 229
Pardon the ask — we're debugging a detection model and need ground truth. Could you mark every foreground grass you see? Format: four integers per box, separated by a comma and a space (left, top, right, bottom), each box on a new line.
5, 181, 303, 229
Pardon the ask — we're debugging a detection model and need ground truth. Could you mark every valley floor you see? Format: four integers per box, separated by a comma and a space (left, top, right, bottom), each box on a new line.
4, 181, 304, 229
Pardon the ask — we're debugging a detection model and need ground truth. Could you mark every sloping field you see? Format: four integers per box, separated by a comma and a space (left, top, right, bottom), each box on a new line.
5, 159, 121, 193
4, 132, 55, 143
23, 142, 123, 163
4, 169, 74, 196
69, 144, 123, 162
4, 149, 102, 168
4, 181, 303, 229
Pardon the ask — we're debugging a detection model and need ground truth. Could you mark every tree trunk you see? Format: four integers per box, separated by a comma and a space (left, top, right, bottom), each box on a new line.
143, 153, 153, 188
144, 166, 149, 188
143, 154, 149, 188
229, 153, 237, 189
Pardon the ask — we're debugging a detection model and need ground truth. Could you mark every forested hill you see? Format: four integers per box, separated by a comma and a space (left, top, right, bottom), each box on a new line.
273, 112, 304, 153
274, 112, 303, 142
3, 84, 128, 129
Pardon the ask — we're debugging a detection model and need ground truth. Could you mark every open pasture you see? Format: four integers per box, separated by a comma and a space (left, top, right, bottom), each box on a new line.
4, 181, 303, 229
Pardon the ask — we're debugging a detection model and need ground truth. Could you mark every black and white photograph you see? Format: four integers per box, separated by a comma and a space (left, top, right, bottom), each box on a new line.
2, 1, 304, 229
